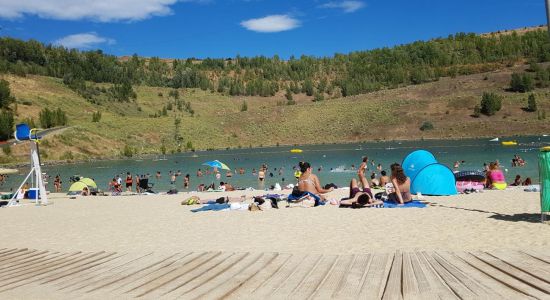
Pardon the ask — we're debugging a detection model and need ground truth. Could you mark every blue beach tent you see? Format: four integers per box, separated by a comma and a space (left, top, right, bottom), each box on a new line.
402, 150, 437, 181
402, 150, 457, 196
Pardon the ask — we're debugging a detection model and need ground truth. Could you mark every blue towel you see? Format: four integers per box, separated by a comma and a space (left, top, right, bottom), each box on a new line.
191, 203, 230, 213
383, 200, 427, 208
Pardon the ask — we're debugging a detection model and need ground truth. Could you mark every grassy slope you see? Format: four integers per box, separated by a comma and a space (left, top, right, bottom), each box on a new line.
2, 62, 550, 163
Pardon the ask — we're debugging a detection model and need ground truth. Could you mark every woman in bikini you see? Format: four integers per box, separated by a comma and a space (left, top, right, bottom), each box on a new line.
340, 171, 382, 207
388, 163, 412, 205
297, 161, 334, 204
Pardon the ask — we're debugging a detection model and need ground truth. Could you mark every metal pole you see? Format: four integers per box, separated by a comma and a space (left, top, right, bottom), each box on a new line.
546, 0, 550, 39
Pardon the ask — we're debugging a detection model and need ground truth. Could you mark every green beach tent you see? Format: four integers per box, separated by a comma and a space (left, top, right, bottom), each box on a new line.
79, 178, 97, 189
68, 181, 88, 194
540, 146, 550, 221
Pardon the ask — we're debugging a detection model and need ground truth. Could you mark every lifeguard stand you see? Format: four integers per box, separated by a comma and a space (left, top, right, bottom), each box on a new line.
8, 124, 48, 206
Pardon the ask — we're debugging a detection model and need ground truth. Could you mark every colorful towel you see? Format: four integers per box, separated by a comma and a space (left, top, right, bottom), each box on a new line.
383, 200, 427, 208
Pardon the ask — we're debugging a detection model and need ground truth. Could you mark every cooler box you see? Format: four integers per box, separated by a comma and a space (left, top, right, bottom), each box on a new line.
27, 188, 40, 199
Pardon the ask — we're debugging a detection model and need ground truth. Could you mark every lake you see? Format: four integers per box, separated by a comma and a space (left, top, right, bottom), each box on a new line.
3, 136, 549, 193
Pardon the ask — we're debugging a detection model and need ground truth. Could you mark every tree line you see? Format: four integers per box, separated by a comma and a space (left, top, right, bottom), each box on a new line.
1, 28, 550, 99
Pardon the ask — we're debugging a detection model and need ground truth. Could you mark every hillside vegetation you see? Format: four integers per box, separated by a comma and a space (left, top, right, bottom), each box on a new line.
0, 28, 549, 163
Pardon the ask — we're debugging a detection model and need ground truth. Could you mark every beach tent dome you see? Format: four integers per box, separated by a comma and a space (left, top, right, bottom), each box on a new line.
402, 150, 457, 196
402, 150, 437, 181
410, 163, 457, 196
79, 178, 97, 189
68, 181, 88, 195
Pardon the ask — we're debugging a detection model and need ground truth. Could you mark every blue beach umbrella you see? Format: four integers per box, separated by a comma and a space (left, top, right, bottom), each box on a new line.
202, 160, 231, 171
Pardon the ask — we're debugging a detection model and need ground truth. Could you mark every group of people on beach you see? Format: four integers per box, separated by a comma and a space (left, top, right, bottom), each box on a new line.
295, 156, 412, 207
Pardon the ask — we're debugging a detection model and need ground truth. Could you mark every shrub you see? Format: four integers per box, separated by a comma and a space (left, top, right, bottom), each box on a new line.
122, 144, 134, 157
480, 92, 502, 116
39, 108, 68, 128
240, 100, 248, 112
473, 105, 481, 118
0, 110, 14, 140
2, 145, 11, 156
92, 111, 102, 122
419, 121, 434, 131
527, 94, 537, 112
509, 73, 534, 92
313, 92, 324, 102
0, 79, 15, 109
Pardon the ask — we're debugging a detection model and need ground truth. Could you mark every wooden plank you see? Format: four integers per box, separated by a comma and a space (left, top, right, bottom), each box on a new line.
0, 252, 83, 284
126, 252, 217, 297
521, 250, 550, 265
471, 251, 550, 294
0, 252, 71, 280
492, 250, 550, 281
0, 251, 111, 293
414, 251, 458, 299
224, 253, 292, 299
431, 252, 493, 298
360, 253, 394, 300
172, 253, 250, 298
204, 252, 280, 299
0, 251, 54, 274
290, 255, 339, 299
439, 251, 530, 299
260, 254, 324, 299
455, 252, 547, 299
83, 252, 183, 293
54, 252, 153, 290
179, 253, 266, 299
249, 253, 309, 298
119, 252, 200, 295
332, 254, 371, 299
0, 249, 35, 265
309, 254, 354, 300
421, 251, 476, 299
401, 252, 420, 300
382, 252, 403, 300
39, 252, 122, 285
409, 252, 438, 299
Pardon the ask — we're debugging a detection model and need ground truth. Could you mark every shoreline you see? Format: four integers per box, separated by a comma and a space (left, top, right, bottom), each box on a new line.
3, 134, 548, 168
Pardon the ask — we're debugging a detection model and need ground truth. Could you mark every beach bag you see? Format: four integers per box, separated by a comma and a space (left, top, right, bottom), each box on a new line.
181, 196, 200, 205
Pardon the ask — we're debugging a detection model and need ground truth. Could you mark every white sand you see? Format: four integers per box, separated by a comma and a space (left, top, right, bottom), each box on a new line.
0, 188, 548, 255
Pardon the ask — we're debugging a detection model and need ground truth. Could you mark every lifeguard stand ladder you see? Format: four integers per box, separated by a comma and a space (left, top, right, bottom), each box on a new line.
7, 124, 48, 206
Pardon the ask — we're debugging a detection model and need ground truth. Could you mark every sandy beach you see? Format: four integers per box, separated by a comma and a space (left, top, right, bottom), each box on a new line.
0, 188, 547, 255
0, 188, 549, 299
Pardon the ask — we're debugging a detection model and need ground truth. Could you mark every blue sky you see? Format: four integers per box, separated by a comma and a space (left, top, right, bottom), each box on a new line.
0, 0, 546, 59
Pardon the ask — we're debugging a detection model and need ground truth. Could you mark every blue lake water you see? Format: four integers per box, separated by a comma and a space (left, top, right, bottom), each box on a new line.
2, 136, 549, 193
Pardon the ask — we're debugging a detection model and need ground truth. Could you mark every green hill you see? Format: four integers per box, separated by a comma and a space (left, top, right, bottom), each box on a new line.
0, 28, 549, 163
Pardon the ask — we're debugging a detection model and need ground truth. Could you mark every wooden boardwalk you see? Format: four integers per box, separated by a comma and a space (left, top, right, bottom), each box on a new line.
0, 248, 548, 299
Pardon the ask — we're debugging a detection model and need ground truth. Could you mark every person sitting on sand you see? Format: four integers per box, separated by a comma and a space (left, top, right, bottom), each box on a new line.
388, 163, 412, 205
379, 170, 389, 187
485, 162, 507, 190
370, 172, 379, 187
510, 175, 522, 186
81, 186, 90, 196
298, 161, 334, 204
522, 177, 532, 186
340, 172, 382, 208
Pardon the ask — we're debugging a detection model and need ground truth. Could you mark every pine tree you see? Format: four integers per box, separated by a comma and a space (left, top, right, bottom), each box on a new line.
527, 94, 537, 112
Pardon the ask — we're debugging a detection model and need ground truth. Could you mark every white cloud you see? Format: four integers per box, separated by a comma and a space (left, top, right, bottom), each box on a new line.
320, 1, 365, 13
54, 32, 115, 49
241, 15, 300, 33
0, 0, 205, 22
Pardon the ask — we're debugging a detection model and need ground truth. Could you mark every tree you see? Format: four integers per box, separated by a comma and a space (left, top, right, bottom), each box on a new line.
510, 73, 534, 92
527, 94, 537, 112
480, 92, 502, 116
92, 111, 102, 122
303, 79, 314, 96
420, 121, 434, 131
473, 105, 481, 118
0, 79, 15, 109
0, 110, 14, 140
285, 87, 293, 101
240, 100, 248, 112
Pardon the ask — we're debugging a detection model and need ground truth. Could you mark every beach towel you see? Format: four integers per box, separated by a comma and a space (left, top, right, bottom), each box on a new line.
382, 200, 427, 208
190, 203, 230, 213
